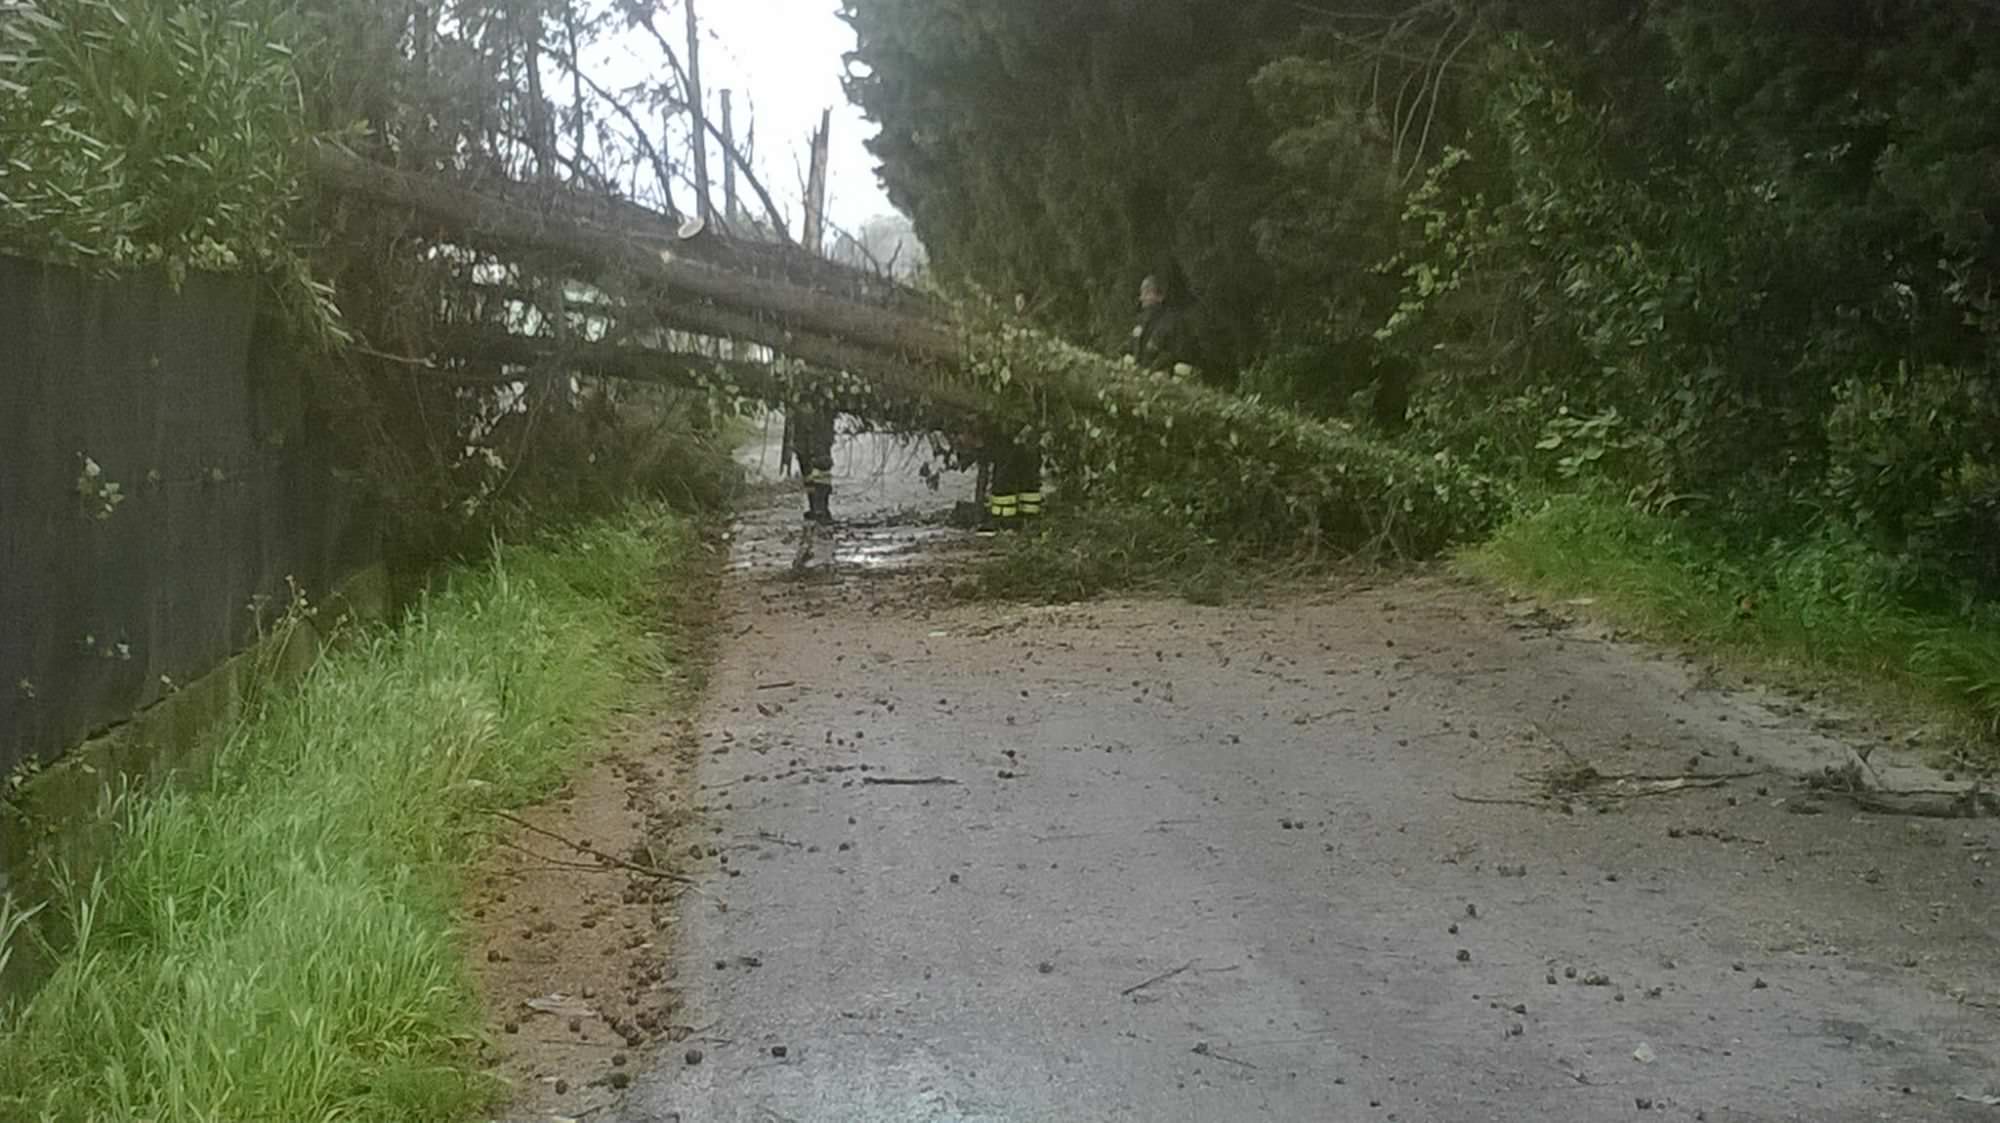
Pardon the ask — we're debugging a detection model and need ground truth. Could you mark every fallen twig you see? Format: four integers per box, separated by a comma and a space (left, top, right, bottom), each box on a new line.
1191, 1042, 1258, 1069
1613, 769, 1764, 783
496, 838, 625, 874
1451, 791, 1549, 809
1669, 825, 1768, 846
1834, 788, 1997, 820
1122, 960, 1195, 997
756, 680, 798, 691
1319, 938, 1420, 960
860, 776, 961, 786
482, 808, 698, 884
1458, 770, 1750, 809
1597, 777, 1732, 800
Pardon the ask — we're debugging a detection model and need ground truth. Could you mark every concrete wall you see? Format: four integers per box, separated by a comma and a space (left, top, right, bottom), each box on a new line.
0, 254, 380, 784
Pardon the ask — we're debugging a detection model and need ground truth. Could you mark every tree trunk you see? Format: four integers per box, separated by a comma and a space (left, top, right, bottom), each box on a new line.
720, 89, 740, 226
564, 1, 586, 171
685, 0, 713, 225
310, 143, 953, 362
423, 326, 992, 425
803, 107, 832, 255
522, 5, 554, 182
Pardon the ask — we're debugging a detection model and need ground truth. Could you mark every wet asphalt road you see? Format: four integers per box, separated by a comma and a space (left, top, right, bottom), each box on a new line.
601, 429, 1999, 1123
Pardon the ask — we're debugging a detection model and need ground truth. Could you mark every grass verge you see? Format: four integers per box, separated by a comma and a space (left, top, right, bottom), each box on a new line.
1460, 492, 2000, 760
0, 504, 711, 1122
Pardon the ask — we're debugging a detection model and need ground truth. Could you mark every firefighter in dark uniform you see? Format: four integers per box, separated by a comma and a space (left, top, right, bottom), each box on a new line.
984, 431, 1043, 529
793, 399, 836, 526
981, 291, 1045, 531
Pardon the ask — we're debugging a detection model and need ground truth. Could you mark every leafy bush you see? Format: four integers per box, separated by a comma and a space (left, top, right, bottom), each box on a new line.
1823, 365, 2000, 594
0, 0, 310, 274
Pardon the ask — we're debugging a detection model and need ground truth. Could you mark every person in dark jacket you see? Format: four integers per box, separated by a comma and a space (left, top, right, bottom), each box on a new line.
1124, 274, 1189, 373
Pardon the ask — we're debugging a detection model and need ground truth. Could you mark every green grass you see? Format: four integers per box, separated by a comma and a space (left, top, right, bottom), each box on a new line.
0, 505, 709, 1122
1461, 492, 2000, 757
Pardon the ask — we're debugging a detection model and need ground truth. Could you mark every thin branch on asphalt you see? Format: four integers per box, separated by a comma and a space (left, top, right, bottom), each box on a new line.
1121, 960, 1195, 997
1192, 1042, 1259, 1069
1450, 791, 1549, 808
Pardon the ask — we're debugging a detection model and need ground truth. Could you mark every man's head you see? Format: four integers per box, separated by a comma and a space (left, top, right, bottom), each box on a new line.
1139, 275, 1165, 309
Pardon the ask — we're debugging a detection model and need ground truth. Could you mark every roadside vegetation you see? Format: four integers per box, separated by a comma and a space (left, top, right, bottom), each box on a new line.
851, 1, 2000, 760
1464, 493, 2000, 749
0, 505, 712, 1122
976, 489, 2000, 760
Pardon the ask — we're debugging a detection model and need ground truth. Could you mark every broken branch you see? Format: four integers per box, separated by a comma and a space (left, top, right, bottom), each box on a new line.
1121, 960, 1195, 997
482, 808, 697, 884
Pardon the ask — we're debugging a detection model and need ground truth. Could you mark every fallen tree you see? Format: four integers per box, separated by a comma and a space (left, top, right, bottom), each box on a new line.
426, 325, 995, 429
310, 145, 1507, 558
310, 144, 956, 363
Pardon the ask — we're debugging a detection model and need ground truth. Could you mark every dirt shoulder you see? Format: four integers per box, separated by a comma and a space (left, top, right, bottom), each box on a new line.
469, 550, 723, 1121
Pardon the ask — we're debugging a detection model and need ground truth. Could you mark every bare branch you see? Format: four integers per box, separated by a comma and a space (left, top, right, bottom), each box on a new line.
623, 6, 793, 243
701, 110, 796, 244
627, 4, 694, 94
1402, 21, 1481, 185
554, 53, 681, 217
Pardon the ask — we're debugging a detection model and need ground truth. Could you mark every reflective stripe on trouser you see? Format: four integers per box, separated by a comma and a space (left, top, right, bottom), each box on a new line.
989, 493, 1020, 519
1018, 491, 1043, 516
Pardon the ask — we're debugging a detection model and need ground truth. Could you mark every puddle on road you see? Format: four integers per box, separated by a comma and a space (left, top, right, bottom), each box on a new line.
845, 526, 959, 569
728, 520, 971, 575
728, 424, 980, 576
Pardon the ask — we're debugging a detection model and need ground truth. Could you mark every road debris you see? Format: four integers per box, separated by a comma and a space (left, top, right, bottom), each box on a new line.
1191, 1042, 1258, 1069
525, 994, 598, 1020
1120, 960, 1195, 997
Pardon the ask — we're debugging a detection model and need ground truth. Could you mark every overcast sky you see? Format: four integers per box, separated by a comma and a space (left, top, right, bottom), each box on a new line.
594, 0, 896, 238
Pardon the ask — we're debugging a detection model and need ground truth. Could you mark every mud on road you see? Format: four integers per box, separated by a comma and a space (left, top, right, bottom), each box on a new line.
490, 434, 2000, 1123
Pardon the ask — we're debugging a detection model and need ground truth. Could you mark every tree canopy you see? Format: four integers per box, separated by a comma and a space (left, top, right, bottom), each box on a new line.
843, 0, 2000, 599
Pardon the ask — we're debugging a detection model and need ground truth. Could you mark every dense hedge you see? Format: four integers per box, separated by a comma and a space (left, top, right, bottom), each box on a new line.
845, 0, 2000, 600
